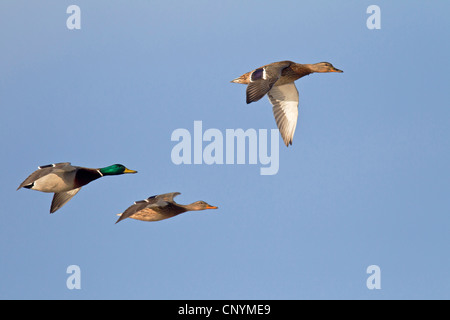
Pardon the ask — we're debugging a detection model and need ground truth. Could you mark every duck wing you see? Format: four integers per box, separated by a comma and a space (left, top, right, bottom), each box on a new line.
115, 200, 149, 224
50, 187, 81, 213
17, 162, 74, 190
268, 82, 299, 147
153, 192, 181, 202
115, 192, 181, 224
246, 61, 291, 104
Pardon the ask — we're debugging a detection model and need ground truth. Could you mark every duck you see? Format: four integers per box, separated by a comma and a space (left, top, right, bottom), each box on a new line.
17, 162, 137, 213
115, 192, 218, 223
231, 60, 343, 147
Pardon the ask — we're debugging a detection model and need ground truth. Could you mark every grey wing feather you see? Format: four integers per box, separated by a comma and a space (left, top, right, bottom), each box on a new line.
246, 62, 291, 104
50, 187, 81, 213
246, 77, 278, 103
115, 201, 148, 223
268, 83, 299, 147
154, 192, 181, 202
38, 162, 72, 170
17, 162, 73, 190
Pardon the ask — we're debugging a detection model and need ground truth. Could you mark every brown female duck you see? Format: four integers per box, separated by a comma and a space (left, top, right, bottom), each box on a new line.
115, 192, 218, 223
231, 61, 343, 147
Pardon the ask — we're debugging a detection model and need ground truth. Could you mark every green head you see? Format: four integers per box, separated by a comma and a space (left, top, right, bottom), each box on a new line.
99, 164, 138, 176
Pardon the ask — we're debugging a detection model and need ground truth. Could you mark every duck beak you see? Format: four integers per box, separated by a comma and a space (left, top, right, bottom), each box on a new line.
124, 168, 138, 174
206, 205, 218, 209
331, 67, 343, 73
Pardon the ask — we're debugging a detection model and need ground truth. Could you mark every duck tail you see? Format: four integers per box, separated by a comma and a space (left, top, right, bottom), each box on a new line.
230, 73, 250, 84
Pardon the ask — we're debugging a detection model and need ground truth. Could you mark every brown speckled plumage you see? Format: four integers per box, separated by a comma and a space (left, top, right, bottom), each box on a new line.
231, 60, 343, 146
115, 192, 218, 223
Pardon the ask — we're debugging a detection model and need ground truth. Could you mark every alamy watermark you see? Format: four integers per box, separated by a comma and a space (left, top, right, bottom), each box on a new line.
366, 5, 381, 30
366, 265, 381, 290
171, 121, 280, 175
66, 265, 81, 290
66, 5, 81, 30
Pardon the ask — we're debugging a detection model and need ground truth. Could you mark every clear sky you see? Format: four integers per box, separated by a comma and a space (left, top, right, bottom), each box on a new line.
1, 0, 450, 299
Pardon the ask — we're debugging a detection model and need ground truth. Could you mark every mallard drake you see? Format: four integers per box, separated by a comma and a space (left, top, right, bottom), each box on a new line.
17, 162, 137, 213
231, 61, 343, 147
115, 192, 218, 223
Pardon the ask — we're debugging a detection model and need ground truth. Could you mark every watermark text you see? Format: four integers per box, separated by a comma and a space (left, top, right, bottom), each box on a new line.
171, 121, 280, 175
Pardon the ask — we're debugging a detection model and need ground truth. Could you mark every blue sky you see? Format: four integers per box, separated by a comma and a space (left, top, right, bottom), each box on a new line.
1, 0, 450, 299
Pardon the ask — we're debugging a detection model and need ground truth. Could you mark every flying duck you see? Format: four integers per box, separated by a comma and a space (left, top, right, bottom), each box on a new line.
231, 60, 343, 146
115, 192, 218, 223
17, 162, 137, 213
